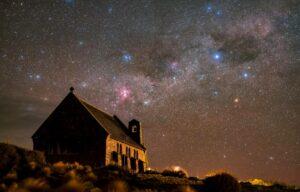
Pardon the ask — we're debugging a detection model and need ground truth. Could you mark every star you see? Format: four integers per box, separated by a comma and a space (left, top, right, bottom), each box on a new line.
234, 98, 240, 103
80, 82, 88, 88
206, 5, 213, 13
18, 55, 25, 60
212, 90, 219, 96
242, 71, 250, 79
216, 10, 222, 16
35, 74, 41, 80
42, 97, 49, 101
143, 100, 151, 106
212, 52, 222, 61
121, 53, 133, 63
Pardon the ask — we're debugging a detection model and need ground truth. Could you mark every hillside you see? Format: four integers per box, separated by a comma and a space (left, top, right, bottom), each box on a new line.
0, 143, 298, 192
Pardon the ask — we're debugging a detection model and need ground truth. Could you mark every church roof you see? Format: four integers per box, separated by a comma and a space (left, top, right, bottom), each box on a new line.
76, 96, 145, 150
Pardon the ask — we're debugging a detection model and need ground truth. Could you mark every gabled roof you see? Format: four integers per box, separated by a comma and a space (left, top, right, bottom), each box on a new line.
76, 96, 145, 150
70, 92, 146, 150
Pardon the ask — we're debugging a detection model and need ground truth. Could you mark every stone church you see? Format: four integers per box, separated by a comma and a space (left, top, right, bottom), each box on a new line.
32, 87, 147, 172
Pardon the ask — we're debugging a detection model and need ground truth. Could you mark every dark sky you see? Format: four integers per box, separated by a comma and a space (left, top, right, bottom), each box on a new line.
1, 0, 299, 185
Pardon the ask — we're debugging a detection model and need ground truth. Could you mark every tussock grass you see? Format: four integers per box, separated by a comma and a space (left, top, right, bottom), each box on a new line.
0, 143, 298, 192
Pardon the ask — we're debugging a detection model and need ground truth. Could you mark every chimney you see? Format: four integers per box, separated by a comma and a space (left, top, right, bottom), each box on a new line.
128, 119, 142, 144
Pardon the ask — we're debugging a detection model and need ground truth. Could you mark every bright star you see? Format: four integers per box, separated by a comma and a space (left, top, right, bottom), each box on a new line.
35, 74, 41, 80
206, 5, 212, 13
212, 52, 222, 61
122, 53, 133, 63
242, 71, 252, 79
143, 100, 151, 106
234, 97, 240, 103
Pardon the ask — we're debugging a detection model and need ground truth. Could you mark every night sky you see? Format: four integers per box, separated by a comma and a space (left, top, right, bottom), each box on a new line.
1, 0, 299, 184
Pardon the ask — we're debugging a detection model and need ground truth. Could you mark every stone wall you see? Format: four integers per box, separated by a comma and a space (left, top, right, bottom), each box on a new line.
105, 136, 147, 172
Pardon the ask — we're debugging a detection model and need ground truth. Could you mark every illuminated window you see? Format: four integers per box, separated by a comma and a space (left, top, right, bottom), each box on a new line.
132, 125, 137, 132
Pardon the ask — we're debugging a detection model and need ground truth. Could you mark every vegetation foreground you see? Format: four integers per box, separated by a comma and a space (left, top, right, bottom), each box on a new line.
0, 143, 298, 192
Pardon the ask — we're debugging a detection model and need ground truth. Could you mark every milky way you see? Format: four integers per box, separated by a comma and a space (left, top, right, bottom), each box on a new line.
0, 0, 299, 184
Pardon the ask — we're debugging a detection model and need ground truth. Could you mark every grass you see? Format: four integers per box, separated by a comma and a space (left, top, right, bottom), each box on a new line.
0, 143, 298, 192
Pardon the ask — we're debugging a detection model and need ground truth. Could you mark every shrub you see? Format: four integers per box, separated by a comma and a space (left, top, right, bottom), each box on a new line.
42, 166, 52, 177
0, 183, 6, 191
188, 176, 200, 181
65, 170, 78, 180
202, 172, 241, 192
173, 186, 196, 192
0, 143, 45, 179
144, 169, 161, 175
106, 180, 128, 192
52, 161, 68, 175
21, 177, 50, 191
97, 164, 131, 178
271, 182, 289, 190
162, 170, 187, 178
85, 171, 98, 181
58, 179, 86, 192
90, 187, 103, 192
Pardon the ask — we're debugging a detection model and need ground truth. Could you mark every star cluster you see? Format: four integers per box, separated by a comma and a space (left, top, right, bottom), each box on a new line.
0, 0, 299, 184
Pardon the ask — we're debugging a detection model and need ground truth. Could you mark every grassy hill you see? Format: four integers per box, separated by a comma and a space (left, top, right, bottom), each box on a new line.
0, 143, 298, 192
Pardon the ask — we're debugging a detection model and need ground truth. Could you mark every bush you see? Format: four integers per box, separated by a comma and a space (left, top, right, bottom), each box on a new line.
162, 170, 187, 178
21, 177, 50, 191
144, 169, 161, 175
202, 172, 241, 192
99, 164, 130, 175
106, 180, 128, 192
188, 176, 200, 181
0, 143, 45, 179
